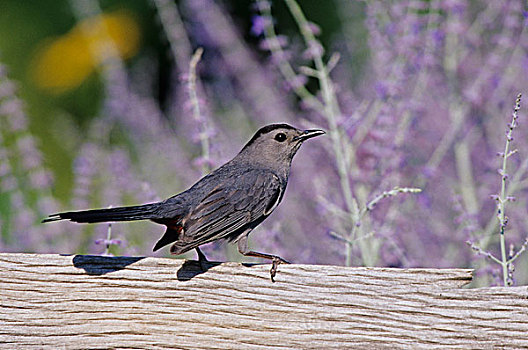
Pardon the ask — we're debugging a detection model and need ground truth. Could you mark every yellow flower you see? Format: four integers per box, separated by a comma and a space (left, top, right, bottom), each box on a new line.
32, 10, 140, 94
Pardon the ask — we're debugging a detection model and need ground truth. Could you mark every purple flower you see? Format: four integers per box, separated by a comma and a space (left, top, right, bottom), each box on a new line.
192, 156, 216, 169
374, 82, 389, 100
284, 74, 308, 91
95, 239, 122, 246
0, 80, 16, 98
29, 169, 53, 189
305, 22, 321, 36
259, 35, 289, 51
432, 29, 445, 44
250, 15, 271, 37
1, 100, 28, 131
302, 40, 324, 59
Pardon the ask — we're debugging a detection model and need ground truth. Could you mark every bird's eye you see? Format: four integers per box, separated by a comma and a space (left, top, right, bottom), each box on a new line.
274, 133, 287, 142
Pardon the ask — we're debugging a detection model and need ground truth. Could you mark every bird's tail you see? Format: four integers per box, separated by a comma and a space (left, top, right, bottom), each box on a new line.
42, 203, 160, 224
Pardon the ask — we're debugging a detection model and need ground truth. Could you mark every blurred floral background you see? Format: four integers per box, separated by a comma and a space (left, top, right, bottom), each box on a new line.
0, 0, 527, 286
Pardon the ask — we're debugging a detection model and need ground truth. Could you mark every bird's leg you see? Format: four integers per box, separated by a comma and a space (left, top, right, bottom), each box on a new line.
195, 247, 209, 271
237, 235, 290, 282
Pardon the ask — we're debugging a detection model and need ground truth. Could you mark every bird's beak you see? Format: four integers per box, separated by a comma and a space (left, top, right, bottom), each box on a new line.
293, 129, 326, 141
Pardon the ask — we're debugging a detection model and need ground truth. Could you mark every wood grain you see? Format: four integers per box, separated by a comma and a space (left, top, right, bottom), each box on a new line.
0, 253, 527, 349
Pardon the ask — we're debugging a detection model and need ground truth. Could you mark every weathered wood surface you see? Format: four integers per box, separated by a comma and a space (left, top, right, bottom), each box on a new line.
0, 253, 527, 349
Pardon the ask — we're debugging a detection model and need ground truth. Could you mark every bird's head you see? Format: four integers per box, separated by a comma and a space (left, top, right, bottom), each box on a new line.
237, 123, 325, 171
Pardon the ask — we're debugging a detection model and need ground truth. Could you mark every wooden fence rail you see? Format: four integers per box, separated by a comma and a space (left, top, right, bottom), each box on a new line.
0, 253, 527, 349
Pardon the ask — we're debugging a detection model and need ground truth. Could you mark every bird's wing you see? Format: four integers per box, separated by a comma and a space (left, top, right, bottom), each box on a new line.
173, 169, 282, 252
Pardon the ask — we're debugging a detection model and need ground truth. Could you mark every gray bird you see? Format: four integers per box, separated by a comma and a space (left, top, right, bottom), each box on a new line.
43, 123, 325, 281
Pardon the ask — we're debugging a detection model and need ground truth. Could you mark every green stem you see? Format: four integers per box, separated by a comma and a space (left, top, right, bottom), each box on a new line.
496, 93, 521, 286
105, 223, 112, 256
498, 148, 508, 286
259, 3, 323, 111
283, 0, 361, 266
188, 48, 211, 175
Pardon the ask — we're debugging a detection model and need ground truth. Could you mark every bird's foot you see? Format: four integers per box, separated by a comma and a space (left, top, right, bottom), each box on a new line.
195, 247, 209, 271
270, 256, 290, 282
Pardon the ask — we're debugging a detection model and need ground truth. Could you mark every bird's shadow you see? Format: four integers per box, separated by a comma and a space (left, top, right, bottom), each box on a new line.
176, 260, 223, 281
72, 255, 145, 275
70, 254, 228, 281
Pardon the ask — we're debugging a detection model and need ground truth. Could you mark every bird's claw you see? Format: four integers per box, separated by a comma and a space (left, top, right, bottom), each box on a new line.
270, 256, 290, 282
195, 247, 209, 272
